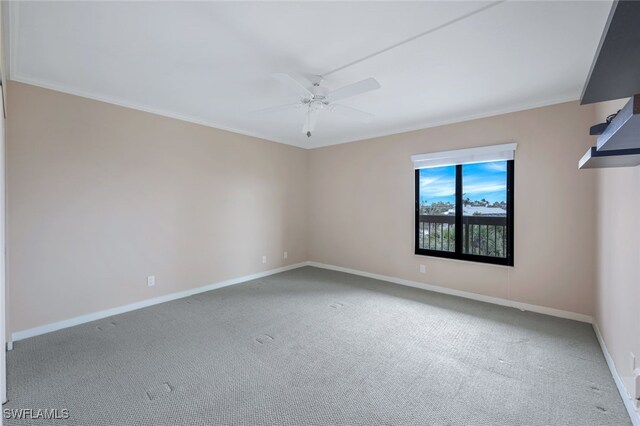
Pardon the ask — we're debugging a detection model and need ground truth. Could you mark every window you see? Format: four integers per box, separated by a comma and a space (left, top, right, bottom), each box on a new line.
413, 144, 515, 266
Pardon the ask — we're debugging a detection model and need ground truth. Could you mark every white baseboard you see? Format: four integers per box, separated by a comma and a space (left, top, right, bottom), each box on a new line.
11, 260, 593, 341
307, 262, 594, 323
13, 260, 634, 424
593, 323, 640, 426
11, 262, 309, 342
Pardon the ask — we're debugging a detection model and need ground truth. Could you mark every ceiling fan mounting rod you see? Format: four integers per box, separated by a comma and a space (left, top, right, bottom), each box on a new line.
308, 75, 324, 86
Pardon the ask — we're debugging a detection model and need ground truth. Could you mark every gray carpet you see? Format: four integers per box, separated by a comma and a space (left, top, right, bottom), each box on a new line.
5, 267, 630, 425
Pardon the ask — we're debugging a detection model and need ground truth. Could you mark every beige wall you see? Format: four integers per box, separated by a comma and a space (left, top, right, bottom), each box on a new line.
6, 81, 308, 333
308, 101, 597, 316
6, 82, 605, 338
594, 99, 640, 404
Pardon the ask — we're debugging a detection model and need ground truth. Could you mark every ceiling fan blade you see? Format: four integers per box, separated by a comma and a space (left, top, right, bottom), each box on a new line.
326, 77, 380, 103
251, 103, 302, 114
271, 73, 313, 98
329, 104, 375, 122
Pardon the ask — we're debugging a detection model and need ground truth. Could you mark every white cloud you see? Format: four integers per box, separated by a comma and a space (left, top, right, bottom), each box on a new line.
420, 177, 439, 186
463, 183, 506, 194
483, 162, 507, 172
420, 163, 506, 199
421, 177, 456, 197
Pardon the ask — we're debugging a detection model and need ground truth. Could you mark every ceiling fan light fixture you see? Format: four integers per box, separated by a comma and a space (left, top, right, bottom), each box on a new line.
264, 72, 381, 139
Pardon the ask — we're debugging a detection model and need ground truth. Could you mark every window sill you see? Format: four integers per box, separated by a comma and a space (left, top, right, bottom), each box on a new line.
413, 252, 514, 269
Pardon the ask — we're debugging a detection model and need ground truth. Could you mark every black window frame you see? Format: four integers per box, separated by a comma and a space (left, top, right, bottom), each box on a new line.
414, 160, 514, 266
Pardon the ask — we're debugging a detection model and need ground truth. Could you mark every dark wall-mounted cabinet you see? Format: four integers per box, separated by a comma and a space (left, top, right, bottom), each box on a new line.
581, 0, 640, 105
579, 0, 640, 169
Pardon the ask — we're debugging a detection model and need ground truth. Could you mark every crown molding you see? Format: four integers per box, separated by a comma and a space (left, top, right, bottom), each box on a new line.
10, 74, 301, 148
11, 74, 580, 151
306, 93, 581, 149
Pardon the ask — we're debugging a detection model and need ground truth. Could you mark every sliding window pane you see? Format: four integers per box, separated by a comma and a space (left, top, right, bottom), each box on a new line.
417, 166, 456, 252
462, 161, 508, 258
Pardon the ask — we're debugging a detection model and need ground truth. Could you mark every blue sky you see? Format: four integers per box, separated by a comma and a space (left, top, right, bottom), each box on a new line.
419, 161, 507, 204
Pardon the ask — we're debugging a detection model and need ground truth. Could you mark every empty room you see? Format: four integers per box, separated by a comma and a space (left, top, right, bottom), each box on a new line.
0, 0, 639, 425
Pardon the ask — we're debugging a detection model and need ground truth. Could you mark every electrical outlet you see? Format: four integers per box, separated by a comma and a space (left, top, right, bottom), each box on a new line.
419, 264, 426, 273
284, 251, 288, 260
262, 256, 267, 264
147, 276, 155, 287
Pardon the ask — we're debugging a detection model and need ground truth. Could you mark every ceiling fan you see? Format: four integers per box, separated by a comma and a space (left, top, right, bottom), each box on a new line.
258, 73, 381, 137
